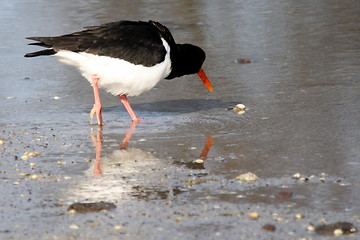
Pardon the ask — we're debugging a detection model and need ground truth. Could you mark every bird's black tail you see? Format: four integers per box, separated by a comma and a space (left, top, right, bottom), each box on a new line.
24, 37, 57, 57
24, 49, 56, 57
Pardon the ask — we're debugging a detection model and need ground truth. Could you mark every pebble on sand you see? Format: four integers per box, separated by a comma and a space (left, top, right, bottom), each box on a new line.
248, 212, 260, 219
68, 201, 117, 213
236, 58, 251, 64
275, 191, 293, 199
262, 224, 276, 232
236, 172, 258, 182
69, 224, 79, 230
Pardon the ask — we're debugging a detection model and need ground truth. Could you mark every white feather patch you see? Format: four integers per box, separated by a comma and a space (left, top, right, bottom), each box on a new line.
54, 38, 172, 96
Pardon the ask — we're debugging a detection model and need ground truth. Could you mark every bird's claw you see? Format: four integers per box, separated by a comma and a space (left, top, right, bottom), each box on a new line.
90, 105, 96, 119
90, 104, 104, 126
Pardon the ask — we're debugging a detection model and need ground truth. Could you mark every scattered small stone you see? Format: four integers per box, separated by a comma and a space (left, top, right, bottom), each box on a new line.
248, 212, 260, 219
21, 152, 40, 160
295, 213, 305, 219
28, 152, 40, 158
236, 58, 251, 64
68, 201, 116, 213
29, 163, 36, 168
262, 224, 276, 232
236, 172, 258, 182
175, 217, 183, 222
307, 225, 315, 231
69, 224, 79, 230
300, 177, 309, 181
315, 222, 357, 236
53, 96, 61, 100
114, 225, 123, 230
292, 172, 301, 179
275, 191, 293, 199
0, 140, 4, 145
19, 173, 31, 177
31, 174, 40, 180
193, 159, 204, 164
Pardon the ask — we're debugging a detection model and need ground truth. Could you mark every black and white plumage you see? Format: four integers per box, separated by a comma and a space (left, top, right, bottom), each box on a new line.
25, 20, 213, 124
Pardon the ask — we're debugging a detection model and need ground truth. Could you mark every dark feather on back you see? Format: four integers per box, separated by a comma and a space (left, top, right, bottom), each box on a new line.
25, 20, 175, 67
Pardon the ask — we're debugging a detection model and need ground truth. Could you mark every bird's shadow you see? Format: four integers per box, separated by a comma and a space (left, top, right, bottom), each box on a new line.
102, 98, 239, 114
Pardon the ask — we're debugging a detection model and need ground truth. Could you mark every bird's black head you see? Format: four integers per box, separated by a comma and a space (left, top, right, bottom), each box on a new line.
166, 44, 206, 79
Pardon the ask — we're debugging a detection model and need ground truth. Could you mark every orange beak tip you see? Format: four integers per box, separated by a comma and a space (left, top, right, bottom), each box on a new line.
197, 68, 213, 93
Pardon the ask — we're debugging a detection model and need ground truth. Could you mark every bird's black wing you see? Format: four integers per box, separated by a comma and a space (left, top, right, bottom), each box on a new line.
25, 20, 173, 67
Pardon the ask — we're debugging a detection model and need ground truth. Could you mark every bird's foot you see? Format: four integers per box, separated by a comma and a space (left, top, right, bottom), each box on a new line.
90, 106, 96, 119
132, 117, 141, 123
90, 103, 104, 126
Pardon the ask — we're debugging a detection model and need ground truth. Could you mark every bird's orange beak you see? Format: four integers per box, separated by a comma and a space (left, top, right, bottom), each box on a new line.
197, 68, 213, 92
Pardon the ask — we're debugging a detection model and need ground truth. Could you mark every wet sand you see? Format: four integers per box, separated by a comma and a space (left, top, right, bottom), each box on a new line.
1, 0, 360, 239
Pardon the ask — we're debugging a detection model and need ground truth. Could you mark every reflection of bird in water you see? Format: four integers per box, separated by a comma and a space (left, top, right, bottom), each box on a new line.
90, 122, 213, 176
70, 122, 161, 202
90, 122, 159, 176
68, 122, 214, 202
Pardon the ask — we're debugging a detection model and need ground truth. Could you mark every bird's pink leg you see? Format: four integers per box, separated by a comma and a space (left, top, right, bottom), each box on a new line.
119, 94, 141, 122
90, 74, 104, 126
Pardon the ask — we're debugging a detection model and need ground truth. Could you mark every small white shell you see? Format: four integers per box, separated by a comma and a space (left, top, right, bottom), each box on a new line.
233, 104, 246, 114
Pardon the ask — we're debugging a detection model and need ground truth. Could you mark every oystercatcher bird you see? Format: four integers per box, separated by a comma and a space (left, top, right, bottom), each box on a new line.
25, 20, 213, 125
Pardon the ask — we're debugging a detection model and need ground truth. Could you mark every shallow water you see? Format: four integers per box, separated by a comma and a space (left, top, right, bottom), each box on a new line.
1, 0, 360, 239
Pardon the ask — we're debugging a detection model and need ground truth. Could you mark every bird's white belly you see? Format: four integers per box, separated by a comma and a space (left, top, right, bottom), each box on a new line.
54, 39, 172, 96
